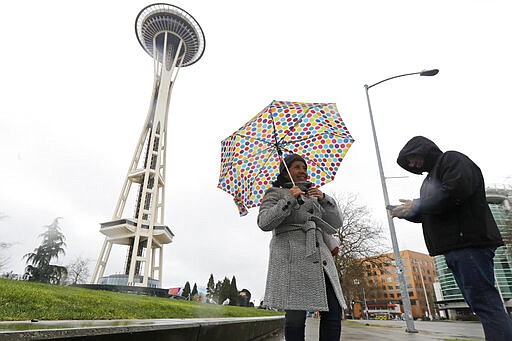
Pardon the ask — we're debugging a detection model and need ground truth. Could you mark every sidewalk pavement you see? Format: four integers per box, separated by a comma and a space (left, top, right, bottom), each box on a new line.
287, 317, 485, 340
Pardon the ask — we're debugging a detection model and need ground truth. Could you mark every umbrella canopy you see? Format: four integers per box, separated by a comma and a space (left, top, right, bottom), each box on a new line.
218, 100, 354, 216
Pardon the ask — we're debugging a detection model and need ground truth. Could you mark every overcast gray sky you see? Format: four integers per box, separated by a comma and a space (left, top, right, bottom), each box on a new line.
1, 0, 511, 305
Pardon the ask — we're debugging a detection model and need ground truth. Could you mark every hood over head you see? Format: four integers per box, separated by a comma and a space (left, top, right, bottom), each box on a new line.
272, 153, 307, 187
397, 136, 443, 174
279, 153, 306, 176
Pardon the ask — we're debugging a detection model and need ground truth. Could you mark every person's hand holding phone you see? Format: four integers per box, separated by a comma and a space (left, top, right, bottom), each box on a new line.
387, 199, 413, 218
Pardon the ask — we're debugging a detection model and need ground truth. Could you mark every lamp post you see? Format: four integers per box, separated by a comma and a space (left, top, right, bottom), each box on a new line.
416, 259, 433, 319
354, 279, 369, 319
364, 69, 439, 333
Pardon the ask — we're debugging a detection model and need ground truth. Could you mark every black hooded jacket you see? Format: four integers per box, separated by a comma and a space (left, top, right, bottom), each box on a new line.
397, 136, 503, 256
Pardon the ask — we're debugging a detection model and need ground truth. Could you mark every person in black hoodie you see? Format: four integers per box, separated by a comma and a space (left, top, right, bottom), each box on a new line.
389, 136, 512, 340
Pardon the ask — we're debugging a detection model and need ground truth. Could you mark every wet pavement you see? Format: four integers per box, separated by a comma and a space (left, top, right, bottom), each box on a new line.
0, 319, 156, 331
298, 318, 485, 340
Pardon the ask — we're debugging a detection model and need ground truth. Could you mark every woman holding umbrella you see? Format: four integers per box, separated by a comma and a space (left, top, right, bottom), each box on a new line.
258, 154, 346, 341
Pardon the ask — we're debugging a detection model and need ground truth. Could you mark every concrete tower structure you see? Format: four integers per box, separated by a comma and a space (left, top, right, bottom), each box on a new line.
91, 4, 205, 287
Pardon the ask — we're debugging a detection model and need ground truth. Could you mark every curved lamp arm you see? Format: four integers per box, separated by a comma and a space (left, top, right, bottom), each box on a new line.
366, 69, 439, 90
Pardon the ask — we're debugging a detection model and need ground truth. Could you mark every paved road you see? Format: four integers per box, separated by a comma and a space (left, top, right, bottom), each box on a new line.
282, 318, 485, 340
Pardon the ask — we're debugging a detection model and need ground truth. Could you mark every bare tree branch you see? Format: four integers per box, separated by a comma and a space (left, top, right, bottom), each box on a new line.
328, 192, 391, 310
65, 256, 91, 285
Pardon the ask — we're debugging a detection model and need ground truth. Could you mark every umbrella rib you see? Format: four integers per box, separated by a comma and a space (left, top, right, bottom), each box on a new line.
281, 130, 352, 145
269, 106, 282, 156
280, 135, 348, 179
277, 103, 352, 146
243, 150, 276, 203
235, 144, 275, 164
277, 104, 351, 180
308, 159, 331, 178
277, 107, 310, 146
231, 132, 273, 145
224, 133, 274, 165
276, 106, 345, 145
279, 145, 332, 178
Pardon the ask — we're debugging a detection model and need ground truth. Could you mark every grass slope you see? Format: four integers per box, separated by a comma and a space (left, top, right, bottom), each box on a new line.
0, 279, 282, 321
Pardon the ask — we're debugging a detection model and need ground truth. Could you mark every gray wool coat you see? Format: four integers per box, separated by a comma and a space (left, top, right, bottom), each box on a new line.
258, 187, 347, 312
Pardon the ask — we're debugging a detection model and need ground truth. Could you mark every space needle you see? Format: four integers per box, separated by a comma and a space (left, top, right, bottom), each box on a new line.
91, 4, 205, 288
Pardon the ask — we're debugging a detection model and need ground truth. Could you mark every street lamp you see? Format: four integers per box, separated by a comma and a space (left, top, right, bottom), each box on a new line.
416, 259, 433, 320
364, 69, 439, 333
353, 279, 369, 319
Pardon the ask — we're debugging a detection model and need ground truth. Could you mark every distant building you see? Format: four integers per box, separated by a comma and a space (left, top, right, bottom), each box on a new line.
355, 250, 437, 320
434, 184, 512, 320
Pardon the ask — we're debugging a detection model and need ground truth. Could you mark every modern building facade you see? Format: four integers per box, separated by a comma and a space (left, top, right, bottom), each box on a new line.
434, 184, 512, 319
91, 4, 205, 287
353, 250, 437, 319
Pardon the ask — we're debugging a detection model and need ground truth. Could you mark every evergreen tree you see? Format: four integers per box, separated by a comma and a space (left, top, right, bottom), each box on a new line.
0, 212, 9, 272
228, 275, 239, 306
213, 280, 223, 304
0, 241, 11, 273
182, 281, 191, 299
191, 283, 198, 297
24, 218, 67, 284
220, 277, 231, 303
206, 274, 215, 301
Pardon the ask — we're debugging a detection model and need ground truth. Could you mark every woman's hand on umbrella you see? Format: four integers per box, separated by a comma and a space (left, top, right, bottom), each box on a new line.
307, 187, 325, 201
289, 186, 305, 198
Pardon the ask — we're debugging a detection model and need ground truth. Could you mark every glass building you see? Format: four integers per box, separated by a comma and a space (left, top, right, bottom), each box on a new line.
434, 184, 512, 319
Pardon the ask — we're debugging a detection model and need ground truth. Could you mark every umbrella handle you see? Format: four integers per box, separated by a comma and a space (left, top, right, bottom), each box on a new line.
297, 195, 305, 205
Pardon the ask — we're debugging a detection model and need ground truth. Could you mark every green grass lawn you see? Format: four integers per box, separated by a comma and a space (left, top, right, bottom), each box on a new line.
0, 279, 282, 321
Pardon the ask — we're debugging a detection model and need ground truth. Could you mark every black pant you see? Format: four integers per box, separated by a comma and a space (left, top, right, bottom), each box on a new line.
285, 275, 342, 341
444, 247, 512, 340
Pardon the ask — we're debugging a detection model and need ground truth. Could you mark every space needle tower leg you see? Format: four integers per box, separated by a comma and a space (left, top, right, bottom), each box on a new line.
128, 38, 183, 287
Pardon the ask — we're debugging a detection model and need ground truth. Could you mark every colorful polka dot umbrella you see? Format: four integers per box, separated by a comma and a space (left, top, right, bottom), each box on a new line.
218, 100, 354, 216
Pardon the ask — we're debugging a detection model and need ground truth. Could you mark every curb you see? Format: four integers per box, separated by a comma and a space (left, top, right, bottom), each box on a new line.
0, 316, 285, 341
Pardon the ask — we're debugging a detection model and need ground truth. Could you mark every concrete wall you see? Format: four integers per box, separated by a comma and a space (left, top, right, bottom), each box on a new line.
0, 317, 284, 341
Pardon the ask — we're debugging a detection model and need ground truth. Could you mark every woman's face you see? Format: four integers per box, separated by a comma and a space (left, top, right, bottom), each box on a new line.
284, 160, 308, 182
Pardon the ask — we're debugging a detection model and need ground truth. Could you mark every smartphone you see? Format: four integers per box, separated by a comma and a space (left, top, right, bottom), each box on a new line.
386, 205, 398, 210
